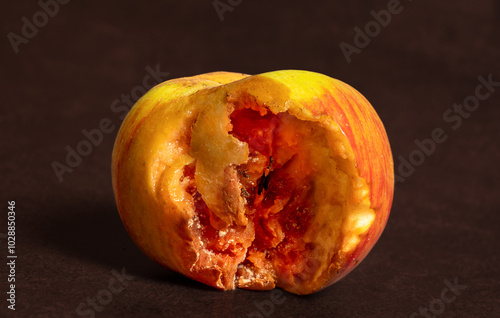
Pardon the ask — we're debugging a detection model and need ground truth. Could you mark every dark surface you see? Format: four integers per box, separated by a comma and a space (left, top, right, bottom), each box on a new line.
1, 0, 499, 317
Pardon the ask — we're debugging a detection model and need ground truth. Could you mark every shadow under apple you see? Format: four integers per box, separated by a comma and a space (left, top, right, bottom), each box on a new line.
32, 198, 214, 291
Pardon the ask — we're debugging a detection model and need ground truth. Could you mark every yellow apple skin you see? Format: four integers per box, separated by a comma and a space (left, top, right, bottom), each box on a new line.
112, 70, 394, 295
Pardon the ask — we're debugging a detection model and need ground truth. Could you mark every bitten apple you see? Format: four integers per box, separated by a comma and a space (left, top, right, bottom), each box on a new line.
112, 70, 394, 295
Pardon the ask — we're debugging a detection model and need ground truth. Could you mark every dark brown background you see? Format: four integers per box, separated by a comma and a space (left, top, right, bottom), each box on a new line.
1, 0, 499, 317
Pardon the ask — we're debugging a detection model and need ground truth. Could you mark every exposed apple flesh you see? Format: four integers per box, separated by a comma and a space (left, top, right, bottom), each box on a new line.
112, 70, 394, 295
185, 99, 376, 293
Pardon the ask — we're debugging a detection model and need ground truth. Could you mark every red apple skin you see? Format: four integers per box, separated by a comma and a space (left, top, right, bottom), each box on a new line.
112, 70, 394, 295
300, 82, 394, 288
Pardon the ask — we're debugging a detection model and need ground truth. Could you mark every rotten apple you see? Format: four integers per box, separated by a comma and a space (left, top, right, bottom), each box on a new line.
111, 70, 394, 295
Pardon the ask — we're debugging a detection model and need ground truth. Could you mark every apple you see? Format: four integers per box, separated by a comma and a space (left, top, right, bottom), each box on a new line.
112, 70, 394, 295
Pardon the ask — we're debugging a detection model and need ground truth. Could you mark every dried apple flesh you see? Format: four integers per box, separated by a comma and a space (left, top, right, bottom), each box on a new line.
183, 101, 369, 291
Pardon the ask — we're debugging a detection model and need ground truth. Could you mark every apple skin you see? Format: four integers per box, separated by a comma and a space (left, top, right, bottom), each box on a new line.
285, 72, 394, 289
112, 70, 394, 295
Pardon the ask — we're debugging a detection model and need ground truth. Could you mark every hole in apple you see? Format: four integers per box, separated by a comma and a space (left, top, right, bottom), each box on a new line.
228, 106, 318, 289
182, 98, 375, 292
